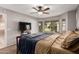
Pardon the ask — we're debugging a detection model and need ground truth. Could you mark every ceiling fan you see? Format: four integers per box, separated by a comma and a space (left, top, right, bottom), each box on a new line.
31, 6, 50, 15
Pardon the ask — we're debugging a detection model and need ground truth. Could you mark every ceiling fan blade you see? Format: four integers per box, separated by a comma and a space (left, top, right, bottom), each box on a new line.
43, 8, 50, 11
43, 12, 49, 14
32, 7, 38, 11
30, 12, 38, 14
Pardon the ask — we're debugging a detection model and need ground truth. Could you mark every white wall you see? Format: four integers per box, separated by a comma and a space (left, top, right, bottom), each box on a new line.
76, 6, 79, 29
0, 7, 39, 47
6, 11, 39, 46
67, 10, 76, 31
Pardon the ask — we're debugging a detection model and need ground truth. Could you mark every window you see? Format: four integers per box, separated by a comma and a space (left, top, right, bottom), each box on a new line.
38, 20, 60, 32
38, 21, 43, 32
62, 19, 66, 32
44, 21, 52, 32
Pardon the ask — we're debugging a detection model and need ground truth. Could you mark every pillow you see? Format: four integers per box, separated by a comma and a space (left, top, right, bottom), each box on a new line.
75, 31, 79, 35
61, 33, 79, 49
60, 31, 76, 40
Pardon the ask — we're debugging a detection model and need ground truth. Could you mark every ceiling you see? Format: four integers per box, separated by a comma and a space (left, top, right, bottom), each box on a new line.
0, 4, 78, 18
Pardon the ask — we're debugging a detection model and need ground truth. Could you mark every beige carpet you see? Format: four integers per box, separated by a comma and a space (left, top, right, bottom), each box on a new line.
0, 45, 16, 54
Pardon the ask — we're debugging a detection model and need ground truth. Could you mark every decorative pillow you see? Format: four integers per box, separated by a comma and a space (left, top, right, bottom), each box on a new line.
75, 31, 79, 35
61, 32, 79, 49
62, 31, 74, 38
61, 34, 79, 48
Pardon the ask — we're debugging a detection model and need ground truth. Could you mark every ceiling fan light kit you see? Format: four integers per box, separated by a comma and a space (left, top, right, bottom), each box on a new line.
38, 12, 43, 15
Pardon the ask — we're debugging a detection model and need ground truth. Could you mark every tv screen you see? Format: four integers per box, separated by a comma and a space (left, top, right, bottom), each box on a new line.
19, 22, 31, 33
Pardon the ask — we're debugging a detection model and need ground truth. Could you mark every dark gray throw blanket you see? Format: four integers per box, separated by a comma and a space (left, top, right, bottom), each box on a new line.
18, 33, 52, 54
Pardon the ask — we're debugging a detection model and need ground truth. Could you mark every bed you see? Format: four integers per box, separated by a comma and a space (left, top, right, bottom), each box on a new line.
16, 33, 53, 54
16, 31, 79, 54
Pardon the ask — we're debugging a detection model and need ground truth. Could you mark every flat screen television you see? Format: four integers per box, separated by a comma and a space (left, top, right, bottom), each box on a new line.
19, 22, 31, 33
